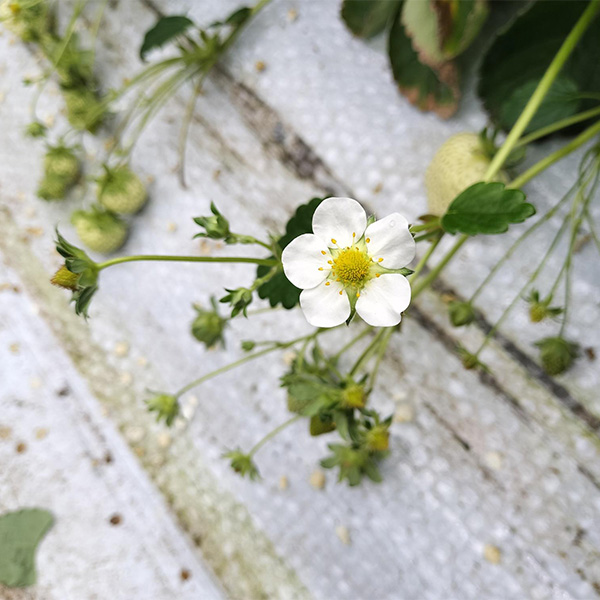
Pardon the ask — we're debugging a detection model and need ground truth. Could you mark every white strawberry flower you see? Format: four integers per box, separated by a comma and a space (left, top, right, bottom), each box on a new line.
282, 197, 415, 328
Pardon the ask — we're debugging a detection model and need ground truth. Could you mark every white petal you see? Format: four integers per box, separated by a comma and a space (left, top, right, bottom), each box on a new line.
364, 213, 415, 269
356, 274, 411, 327
281, 233, 330, 289
312, 197, 367, 248
300, 280, 350, 328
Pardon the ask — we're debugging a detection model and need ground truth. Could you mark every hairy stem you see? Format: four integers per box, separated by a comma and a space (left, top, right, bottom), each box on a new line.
97, 254, 278, 270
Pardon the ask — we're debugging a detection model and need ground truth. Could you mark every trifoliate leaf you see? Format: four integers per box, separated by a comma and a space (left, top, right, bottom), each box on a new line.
441, 182, 535, 235
257, 197, 324, 309
341, 0, 400, 39
140, 16, 195, 61
0, 509, 54, 588
388, 7, 459, 119
478, 0, 600, 134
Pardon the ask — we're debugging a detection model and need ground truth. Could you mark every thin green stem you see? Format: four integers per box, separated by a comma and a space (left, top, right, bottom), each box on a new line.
409, 234, 443, 282
411, 235, 468, 299
585, 209, 600, 256
349, 329, 385, 377
515, 105, 600, 148
368, 327, 394, 392
331, 326, 373, 362
484, 0, 600, 182
97, 254, 278, 270
177, 74, 206, 187
248, 415, 301, 457
175, 331, 321, 397
510, 120, 600, 189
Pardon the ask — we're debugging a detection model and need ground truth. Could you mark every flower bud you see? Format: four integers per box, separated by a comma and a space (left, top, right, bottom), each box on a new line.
51, 265, 80, 291
25, 121, 47, 138
341, 383, 367, 409
146, 393, 179, 427
448, 301, 476, 327
526, 290, 563, 323
223, 449, 260, 480
365, 424, 390, 453
220, 287, 253, 318
193, 203, 231, 241
535, 336, 579, 376
191, 302, 227, 348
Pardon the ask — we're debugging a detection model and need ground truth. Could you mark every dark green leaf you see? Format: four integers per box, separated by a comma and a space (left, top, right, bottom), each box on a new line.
257, 197, 324, 309
140, 15, 195, 61
0, 509, 54, 588
441, 182, 535, 235
388, 7, 459, 118
341, 0, 400, 39
478, 0, 600, 134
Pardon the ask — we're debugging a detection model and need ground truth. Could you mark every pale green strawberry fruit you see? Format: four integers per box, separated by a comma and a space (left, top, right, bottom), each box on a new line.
37, 145, 80, 201
71, 207, 128, 254
63, 88, 105, 133
425, 133, 507, 217
97, 165, 147, 215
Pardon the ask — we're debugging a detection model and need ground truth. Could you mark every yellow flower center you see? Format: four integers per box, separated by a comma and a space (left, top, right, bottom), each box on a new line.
332, 247, 371, 286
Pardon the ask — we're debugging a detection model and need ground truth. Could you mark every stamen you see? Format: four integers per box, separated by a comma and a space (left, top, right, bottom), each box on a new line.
366, 238, 370, 243
352, 232, 356, 238
325, 282, 330, 286
378, 258, 383, 262
321, 250, 326, 255
328, 260, 333, 264
356, 292, 360, 298
376, 273, 380, 278
331, 238, 337, 244
339, 290, 343, 295
318, 267, 323, 271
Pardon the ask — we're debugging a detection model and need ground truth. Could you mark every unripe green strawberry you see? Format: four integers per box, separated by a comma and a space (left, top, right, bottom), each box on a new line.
425, 133, 507, 216
44, 145, 79, 181
38, 175, 68, 201
535, 337, 579, 376
63, 88, 105, 133
97, 165, 147, 215
71, 208, 128, 254
37, 144, 80, 201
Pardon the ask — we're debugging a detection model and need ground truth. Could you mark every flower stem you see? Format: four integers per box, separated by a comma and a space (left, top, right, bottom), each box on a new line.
510, 120, 600, 189
368, 327, 394, 392
331, 326, 373, 362
97, 254, 278, 270
409, 234, 443, 282
484, 0, 600, 182
349, 329, 386, 377
174, 331, 322, 398
515, 105, 600, 148
411, 235, 468, 299
248, 415, 301, 457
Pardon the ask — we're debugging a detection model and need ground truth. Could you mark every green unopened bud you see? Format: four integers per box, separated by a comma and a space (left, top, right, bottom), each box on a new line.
146, 393, 179, 427
535, 336, 579, 376
25, 121, 47, 138
310, 415, 336, 436
365, 424, 390, 452
193, 203, 231, 241
526, 291, 563, 323
448, 301, 476, 327
241, 340, 256, 352
191, 301, 227, 348
341, 383, 367, 409
220, 287, 253, 318
223, 449, 260, 480
50, 265, 80, 291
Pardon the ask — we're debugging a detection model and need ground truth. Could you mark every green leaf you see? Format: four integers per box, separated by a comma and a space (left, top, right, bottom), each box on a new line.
140, 15, 195, 61
0, 509, 54, 588
498, 76, 580, 133
388, 7, 459, 118
478, 0, 600, 134
340, 0, 400, 39
257, 197, 324, 309
441, 182, 536, 235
